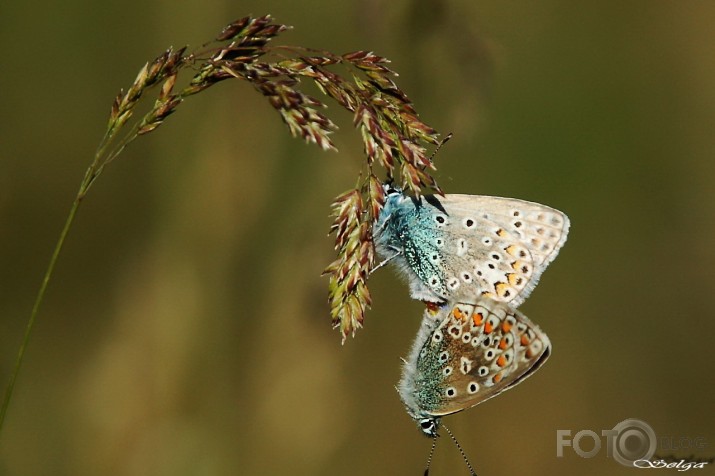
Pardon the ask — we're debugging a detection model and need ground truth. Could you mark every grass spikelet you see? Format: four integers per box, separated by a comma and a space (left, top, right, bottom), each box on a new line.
1, 14, 444, 431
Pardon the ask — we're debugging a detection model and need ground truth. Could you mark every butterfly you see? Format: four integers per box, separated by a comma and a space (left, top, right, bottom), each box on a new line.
398, 297, 551, 438
373, 185, 570, 306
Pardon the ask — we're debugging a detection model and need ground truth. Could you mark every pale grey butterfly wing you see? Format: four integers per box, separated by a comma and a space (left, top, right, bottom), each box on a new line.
398, 299, 551, 436
373, 189, 569, 307
434, 194, 570, 307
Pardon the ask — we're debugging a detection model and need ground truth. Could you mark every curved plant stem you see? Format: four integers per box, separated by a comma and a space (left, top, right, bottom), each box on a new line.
0, 117, 107, 434
0, 33, 132, 434
0, 183, 87, 434
0, 13, 442, 435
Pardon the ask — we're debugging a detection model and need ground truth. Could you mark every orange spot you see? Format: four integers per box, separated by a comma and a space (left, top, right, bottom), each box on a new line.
493, 372, 503, 383
496, 228, 505, 237
424, 301, 440, 313
525, 348, 534, 359
505, 245, 517, 256
495, 282, 509, 297
501, 321, 512, 333
472, 312, 484, 326
520, 334, 530, 346
497, 355, 507, 367
453, 308, 466, 321
484, 321, 494, 334
507, 273, 520, 286
499, 338, 508, 350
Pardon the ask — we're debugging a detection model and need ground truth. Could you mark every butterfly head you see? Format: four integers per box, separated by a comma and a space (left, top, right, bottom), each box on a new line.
382, 181, 402, 197
374, 183, 407, 236
419, 417, 440, 437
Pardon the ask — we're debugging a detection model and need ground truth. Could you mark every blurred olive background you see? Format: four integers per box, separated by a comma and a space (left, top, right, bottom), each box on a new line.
2, 1, 714, 475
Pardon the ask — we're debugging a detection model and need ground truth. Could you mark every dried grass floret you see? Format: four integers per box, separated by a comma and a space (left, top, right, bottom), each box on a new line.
96, 15, 444, 340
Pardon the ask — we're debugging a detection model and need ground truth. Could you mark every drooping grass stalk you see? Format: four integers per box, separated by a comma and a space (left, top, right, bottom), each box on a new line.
0, 67, 152, 432
0, 170, 85, 432
1, 190, 76, 431
1, 13, 442, 435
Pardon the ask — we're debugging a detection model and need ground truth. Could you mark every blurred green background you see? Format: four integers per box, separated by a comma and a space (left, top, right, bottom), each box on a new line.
2, 1, 714, 475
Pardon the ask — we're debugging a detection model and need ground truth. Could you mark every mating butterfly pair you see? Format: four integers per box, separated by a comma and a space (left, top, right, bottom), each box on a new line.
373, 185, 569, 471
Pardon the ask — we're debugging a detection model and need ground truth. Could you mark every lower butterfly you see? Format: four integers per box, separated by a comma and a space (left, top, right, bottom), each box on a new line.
398, 298, 551, 474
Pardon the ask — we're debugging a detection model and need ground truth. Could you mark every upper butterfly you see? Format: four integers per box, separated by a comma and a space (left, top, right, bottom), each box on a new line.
399, 298, 551, 437
373, 185, 570, 306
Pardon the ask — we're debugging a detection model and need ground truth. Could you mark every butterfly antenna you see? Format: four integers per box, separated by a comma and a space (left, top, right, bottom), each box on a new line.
423, 133, 453, 169
442, 424, 477, 476
423, 434, 438, 476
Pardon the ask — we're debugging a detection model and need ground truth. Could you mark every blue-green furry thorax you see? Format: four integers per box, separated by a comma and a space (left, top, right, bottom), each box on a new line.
373, 188, 448, 301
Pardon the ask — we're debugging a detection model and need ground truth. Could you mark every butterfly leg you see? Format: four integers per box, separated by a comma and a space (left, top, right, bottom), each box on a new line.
370, 247, 402, 274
